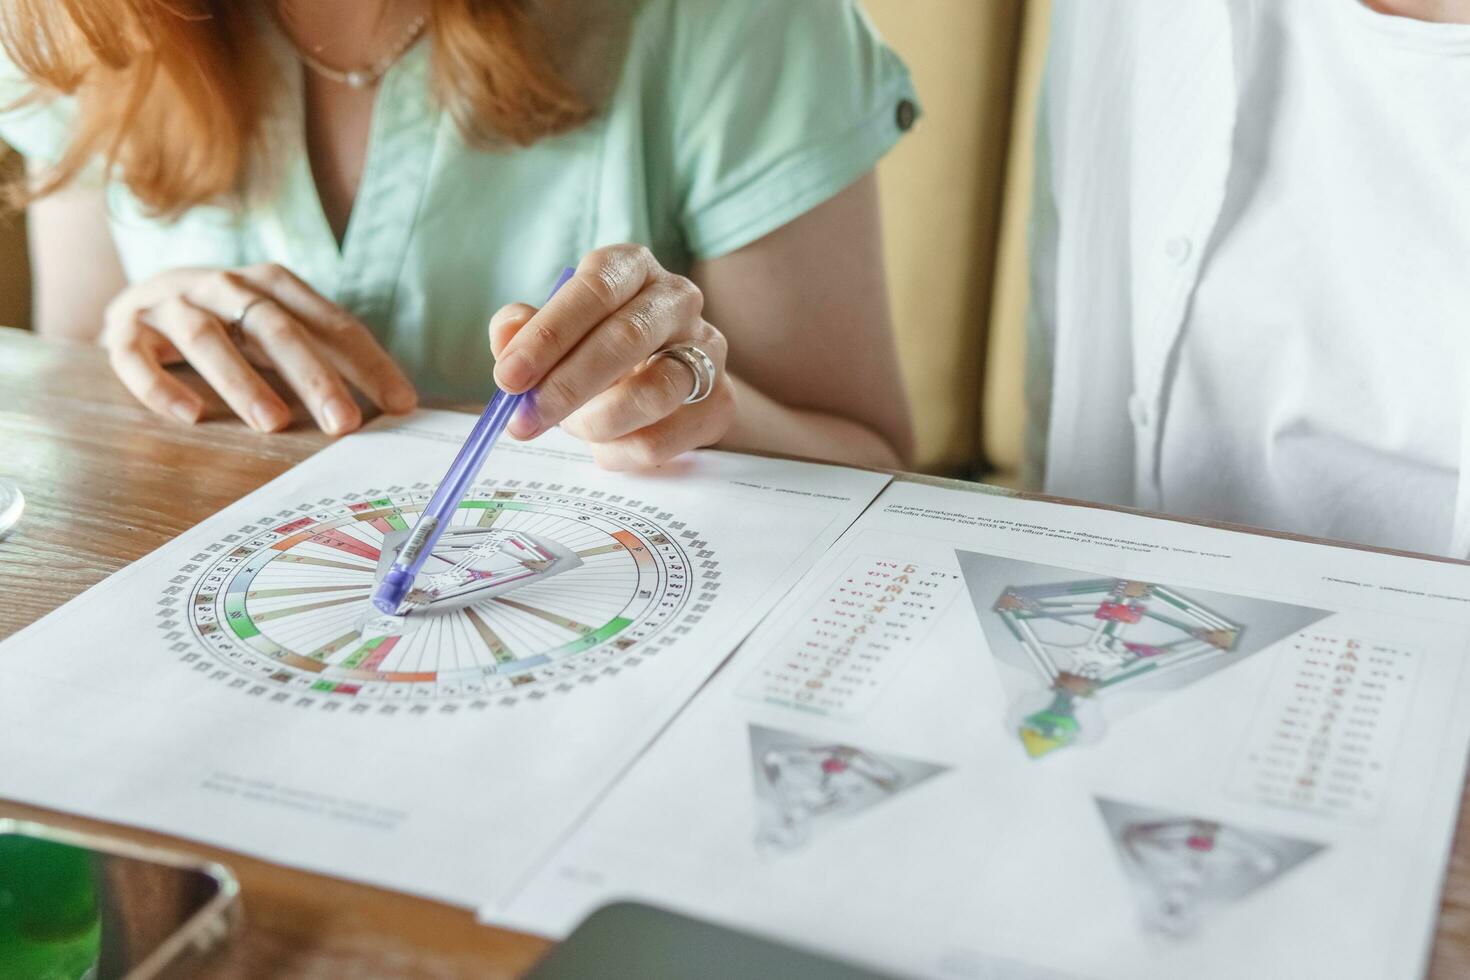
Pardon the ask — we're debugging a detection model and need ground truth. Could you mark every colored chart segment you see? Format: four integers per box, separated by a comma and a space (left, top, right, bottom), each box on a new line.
1096, 797, 1324, 936
957, 552, 1330, 760
749, 725, 946, 851
173, 487, 701, 706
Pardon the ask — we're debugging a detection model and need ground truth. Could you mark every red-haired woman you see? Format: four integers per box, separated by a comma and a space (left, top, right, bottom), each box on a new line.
0, 0, 918, 469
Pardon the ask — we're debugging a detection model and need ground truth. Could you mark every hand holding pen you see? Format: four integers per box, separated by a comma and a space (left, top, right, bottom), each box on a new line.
371, 267, 575, 614
488, 245, 733, 471
374, 255, 733, 615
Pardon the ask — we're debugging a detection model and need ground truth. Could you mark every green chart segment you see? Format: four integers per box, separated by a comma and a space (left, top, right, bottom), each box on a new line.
174, 487, 700, 704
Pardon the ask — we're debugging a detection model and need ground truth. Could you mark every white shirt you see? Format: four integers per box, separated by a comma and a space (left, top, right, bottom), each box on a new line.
1028, 0, 1470, 556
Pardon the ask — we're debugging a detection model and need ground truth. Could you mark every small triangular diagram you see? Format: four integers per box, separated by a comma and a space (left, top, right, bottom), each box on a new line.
749, 725, 946, 851
1096, 797, 1324, 936
956, 552, 1332, 759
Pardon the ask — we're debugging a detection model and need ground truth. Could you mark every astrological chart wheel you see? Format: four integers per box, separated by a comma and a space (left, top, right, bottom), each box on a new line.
156, 483, 712, 714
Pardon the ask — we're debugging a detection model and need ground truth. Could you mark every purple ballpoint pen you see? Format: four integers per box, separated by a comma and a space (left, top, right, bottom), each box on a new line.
370, 266, 576, 615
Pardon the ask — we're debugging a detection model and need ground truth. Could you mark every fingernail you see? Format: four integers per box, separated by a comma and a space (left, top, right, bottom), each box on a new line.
249, 399, 283, 433
496, 352, 532, 392
388, 386, 417, 414
323, 397, 358, 434
508, 403, 540, 439
170, 401, 199, 424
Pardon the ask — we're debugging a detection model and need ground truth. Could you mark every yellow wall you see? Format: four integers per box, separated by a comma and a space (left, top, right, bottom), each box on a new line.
866, 0, 1023, 475
0, 149, 30, 332
983, 0, 1051, 481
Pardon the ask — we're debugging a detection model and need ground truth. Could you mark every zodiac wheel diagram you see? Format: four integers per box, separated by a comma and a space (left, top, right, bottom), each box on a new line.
157, 484, 711, 712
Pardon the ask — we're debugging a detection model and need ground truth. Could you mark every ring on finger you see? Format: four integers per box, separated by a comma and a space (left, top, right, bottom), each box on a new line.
647, 344, 717, 405
228, 296, 265, 345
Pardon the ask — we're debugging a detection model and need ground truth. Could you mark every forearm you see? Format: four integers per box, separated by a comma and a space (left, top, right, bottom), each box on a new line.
719, 372, 906, 470
694, 173, 913, 474
27, 176, 127, 341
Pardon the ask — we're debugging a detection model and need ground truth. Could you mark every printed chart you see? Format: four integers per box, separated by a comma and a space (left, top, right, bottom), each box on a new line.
0, 411, 893, 914
992, 578, 1242, 758
1229, 632, 1421, 819
738, 556, 961, 718
490, 481, 1470, 980
1097, 798, 1323, 937
159, 484, 702, 708
749, 725, 945, 851
958, 552, 1330, 759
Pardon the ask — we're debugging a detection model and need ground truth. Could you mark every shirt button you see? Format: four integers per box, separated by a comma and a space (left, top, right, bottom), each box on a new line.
1128, 394, 1152, 428
1164, 236, 1192, 264
895, 99, 917, 132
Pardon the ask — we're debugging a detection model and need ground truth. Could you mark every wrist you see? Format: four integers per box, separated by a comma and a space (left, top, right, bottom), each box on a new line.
718, 373, 904, 470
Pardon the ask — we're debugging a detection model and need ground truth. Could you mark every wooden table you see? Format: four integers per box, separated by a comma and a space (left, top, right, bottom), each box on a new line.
0, 328, 547, 977
2, 325, 1468, 977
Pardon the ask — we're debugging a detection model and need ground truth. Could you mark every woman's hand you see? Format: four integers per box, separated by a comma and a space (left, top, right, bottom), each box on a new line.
101, 264, 418, 434
489, 245, 735, 470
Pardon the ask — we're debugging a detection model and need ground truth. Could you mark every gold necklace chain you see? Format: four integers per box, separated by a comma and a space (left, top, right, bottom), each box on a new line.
289, 12, 428, 89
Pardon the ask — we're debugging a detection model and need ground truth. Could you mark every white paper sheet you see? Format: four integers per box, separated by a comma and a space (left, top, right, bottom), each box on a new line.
490, 480, 1470, 980
0, 410, 890, 907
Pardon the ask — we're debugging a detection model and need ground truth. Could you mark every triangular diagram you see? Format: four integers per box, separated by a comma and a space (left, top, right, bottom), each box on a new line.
749, 725, 946, 851
1096, 797, 1324, 936
956, 552, 1331, 759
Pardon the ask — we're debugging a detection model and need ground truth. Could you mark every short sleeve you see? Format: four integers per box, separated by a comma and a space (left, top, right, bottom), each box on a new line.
0, 55, 75, 163
670, 0, 919, 260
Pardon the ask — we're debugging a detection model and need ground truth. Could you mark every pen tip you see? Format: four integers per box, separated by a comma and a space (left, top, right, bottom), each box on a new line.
372, 569, 415, 616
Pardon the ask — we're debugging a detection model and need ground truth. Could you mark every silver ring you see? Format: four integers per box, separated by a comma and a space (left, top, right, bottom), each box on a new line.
229, 296, 265, 344
648, 344, 717, 404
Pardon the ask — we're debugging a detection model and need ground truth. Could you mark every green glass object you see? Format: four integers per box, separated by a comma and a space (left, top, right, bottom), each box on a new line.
0, 834, 101, 980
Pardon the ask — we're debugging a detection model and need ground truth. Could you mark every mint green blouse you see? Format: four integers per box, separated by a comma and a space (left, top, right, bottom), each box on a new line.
0, 0, 917, 400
